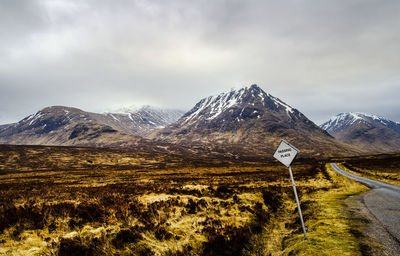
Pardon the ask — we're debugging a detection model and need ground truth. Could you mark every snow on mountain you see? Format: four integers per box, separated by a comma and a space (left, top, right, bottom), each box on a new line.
320, 112, 400, 134
112, 105, 142, 114
320, 112, 400, 152
0, 105, 186, 147
0, 88, 367, 158
133, 106, 185, 126
155, 84, 361, 158
101, 106, 185, 136
179, 84, 300, 126
110, 105, 184, 125
0, 106, 109, 146
182, 89, 243, 124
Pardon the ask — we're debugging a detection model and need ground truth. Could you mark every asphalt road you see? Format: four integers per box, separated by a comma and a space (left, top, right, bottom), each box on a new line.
330, 163, 400, 243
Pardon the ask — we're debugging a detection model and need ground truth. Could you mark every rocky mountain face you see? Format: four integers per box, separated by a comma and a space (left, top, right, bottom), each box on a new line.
0, 106, 184, 152
154, 84, 363, 158
320, 112, 400, 152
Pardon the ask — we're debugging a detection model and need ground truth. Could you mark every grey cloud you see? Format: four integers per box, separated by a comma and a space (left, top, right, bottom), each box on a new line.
0, 0, 399, 124
0, 0, 48, 49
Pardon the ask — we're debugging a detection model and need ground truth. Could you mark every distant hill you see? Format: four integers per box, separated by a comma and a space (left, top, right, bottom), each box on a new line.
320, 112, 400, 152
153, 84, 363, 158
95, 106, 184, 137
0, 106, 185, 153
3, 86, 381, 159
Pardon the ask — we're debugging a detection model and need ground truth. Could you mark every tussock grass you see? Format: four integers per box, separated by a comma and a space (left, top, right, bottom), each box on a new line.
0, 145, 388, 255
333, 153, 400, 186
339, 162, 400, 186
279, 163, 368, 256
0, 145, 293, 255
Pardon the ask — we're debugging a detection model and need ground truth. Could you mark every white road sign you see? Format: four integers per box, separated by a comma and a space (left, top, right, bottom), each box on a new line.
273, 140, 299, 167
272, 139, 306, 239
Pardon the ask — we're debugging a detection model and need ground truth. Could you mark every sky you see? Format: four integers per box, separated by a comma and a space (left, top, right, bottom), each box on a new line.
1, 0, 400, 125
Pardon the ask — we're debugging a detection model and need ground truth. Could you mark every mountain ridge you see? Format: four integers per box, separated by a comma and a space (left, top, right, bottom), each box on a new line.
5, 86, 393, 158
153, 84, 363, 158
96, 106, 185, 137
0, 106, 185, 152
320, 112, 400, 152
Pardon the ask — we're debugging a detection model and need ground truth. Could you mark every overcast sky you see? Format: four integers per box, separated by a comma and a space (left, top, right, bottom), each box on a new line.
1, 0, 399, 125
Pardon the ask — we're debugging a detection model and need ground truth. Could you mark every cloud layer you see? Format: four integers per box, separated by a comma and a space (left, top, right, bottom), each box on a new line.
1, 0, 399, 124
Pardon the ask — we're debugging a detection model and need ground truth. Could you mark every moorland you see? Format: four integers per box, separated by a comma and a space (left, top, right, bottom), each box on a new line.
0, 145, 399, 255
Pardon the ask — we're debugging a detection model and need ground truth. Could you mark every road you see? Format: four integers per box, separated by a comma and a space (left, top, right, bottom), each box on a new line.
330, 163, 400, 243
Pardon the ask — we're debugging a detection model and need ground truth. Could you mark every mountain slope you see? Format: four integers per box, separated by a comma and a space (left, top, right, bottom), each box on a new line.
0, 106, 188, 155
95, 106, 184, 137
0, 105, 184, 144
0, 124, 12, 132
154, 84, 363, 158
0, 106, 140, 147
320, 112, 400, 152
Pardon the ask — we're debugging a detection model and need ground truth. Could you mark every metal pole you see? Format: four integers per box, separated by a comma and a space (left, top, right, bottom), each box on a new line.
289, 166, 307, 239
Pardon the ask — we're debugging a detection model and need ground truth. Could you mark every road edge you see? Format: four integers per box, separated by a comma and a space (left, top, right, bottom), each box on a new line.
331, 163, 400, 255
345, 191, 400, 256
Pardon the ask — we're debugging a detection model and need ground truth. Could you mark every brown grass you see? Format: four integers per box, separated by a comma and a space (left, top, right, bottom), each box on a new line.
0, 145, 393, 255
334, 152, 400, 185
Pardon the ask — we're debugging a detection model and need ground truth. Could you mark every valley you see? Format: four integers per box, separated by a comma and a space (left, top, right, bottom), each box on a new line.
2, 0, 400, 255
1, 145, 399, 255
0, 85, 399, 255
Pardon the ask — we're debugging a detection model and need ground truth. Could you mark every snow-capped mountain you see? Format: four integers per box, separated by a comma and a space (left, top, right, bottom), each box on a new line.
320, 112, 400, 152
0, 105, 184, 149
179, 84, 303, 126
121, 105, 184, 125
98, 106, 185, 137
0, 106, 137, 147
155, 84, 362, 158
321, 112, 400, 134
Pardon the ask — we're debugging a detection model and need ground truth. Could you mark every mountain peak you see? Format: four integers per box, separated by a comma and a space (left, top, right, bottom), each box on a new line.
321, 112, 399, 133
155, 85, 359, 158
179, 84, 300, 125
229, 84, 261, 94
320, 112, 400, 152
248, 84, 261, 90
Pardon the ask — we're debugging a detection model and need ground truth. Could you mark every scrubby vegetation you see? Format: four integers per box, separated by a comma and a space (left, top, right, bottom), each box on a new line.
279, 164, 368, 255
336, 153, 400, 185
0, 145, 392, 255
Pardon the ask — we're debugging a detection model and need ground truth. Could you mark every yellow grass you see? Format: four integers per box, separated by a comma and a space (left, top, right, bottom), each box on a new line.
279, 163, 368, 256
337, 163, 400, 186
0, 145, 386, 255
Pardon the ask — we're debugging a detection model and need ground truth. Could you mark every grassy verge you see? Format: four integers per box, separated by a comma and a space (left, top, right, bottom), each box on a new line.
266, 163, 369, 255
338, 162, 400, 186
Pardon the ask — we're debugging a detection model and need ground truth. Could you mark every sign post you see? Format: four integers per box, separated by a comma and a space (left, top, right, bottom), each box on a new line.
273, 140, 307, 239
